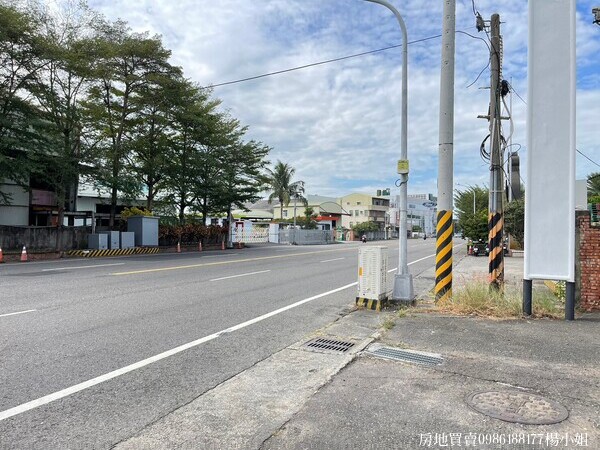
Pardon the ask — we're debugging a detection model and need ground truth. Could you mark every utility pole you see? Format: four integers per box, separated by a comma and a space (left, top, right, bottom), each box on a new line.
488, 14, 504, 290
435, 0, 456, 303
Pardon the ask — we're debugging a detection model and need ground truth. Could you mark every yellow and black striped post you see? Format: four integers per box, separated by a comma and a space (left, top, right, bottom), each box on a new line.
488, 211, 504, 289
435, 210, 453, 302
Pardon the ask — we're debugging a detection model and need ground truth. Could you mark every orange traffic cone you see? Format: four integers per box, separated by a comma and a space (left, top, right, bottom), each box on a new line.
177, 242, 181, 253
198, 241, 202, 252
0, 246, 4, 263
20, 246, 28, 262
221, 240, 225, 251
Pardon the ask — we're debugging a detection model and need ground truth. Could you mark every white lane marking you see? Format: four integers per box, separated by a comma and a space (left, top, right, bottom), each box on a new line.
0, 281, 357, 422
41, 263, 125, 272
210, 270, 271, 282
387, 252, 436, 273
0, 309, 37, 318
320, 258, 345, 263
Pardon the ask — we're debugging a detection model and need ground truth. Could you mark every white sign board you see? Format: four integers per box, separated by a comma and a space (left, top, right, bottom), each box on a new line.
525, 0, 576, 281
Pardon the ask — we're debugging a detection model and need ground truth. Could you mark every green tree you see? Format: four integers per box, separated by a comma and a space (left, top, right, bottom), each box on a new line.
127, 68, 183, 211
82, 22, 173, 227
212, 137, 270, 226
454, 186, 488, 241
297, 205, 317, 229
0, 4, 45, 204
267, 161, 304, 219
588, 172, 600, 200
26, 1, 104, 233
504, 198, 524, 248
352, 221, 379, 234
161, 82, 220, 225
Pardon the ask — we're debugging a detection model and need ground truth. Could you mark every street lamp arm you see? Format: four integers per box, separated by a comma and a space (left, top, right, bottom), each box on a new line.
364, 0, 408, 161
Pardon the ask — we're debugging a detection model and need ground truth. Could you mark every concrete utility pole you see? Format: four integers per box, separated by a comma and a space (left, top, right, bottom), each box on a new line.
488, 14, 504, 290
435, 0, 456, 303
363, 0, 413, 302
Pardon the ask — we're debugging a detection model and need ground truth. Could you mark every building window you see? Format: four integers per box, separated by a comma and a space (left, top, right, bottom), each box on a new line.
360, 210, 364, 216
350, 211, 353, 216
357, 202, 361, 205
283, 210, 288, 217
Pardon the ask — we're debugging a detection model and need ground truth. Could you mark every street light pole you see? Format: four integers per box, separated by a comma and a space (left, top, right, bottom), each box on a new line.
364, 0, 413, 302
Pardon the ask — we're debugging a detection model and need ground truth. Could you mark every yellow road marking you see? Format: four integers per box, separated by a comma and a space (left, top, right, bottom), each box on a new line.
112, 246, 361, 276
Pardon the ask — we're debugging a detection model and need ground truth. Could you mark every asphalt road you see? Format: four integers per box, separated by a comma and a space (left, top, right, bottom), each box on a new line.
0, 239, 440, 448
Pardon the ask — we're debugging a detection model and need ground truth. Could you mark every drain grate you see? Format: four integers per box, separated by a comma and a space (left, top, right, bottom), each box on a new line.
304, 338, 355, 353
369, 346, 443, 366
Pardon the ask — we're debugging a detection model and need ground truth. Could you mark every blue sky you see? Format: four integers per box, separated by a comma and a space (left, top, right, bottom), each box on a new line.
88, 0, 600, 198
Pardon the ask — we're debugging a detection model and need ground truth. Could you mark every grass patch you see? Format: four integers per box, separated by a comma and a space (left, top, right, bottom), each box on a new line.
396, 307, 408, 318
435, 279, 563, 319
381, 315, 396, 330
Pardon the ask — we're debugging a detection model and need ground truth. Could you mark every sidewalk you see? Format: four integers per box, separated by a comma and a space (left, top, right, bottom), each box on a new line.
116, 247, 600, 449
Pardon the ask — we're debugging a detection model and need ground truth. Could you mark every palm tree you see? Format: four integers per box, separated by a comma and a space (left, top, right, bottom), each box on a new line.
588, 172, 600, 198
289, 180, 308, 227
266, 161, 307, 220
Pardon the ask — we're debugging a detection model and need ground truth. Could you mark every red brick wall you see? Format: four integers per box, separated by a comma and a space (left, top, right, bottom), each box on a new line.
577, 213, 600, 311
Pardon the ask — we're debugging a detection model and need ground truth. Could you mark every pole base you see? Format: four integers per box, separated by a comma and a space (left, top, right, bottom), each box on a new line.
391, 273, 414, 303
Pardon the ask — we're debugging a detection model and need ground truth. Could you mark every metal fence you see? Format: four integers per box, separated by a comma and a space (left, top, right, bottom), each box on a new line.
279, 229, 333, 245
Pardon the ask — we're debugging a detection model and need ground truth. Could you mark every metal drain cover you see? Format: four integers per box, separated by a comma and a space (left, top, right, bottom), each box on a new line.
368, 346, 443, 366
304, 338, 355, 353
466, 391, 569, 425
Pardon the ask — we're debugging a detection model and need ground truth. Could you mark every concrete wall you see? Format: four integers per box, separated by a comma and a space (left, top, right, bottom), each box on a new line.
0, 226, 91, 251
576, 211, 600, 311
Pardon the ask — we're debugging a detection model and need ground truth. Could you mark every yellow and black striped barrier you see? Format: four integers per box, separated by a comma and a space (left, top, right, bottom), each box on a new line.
435, 210, 453, 303
355, 297, 386, 312
67, 247, 160, 258
488, 211, 504, 289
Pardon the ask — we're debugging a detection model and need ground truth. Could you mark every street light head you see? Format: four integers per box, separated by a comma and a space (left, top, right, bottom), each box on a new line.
593, 7, 600, 25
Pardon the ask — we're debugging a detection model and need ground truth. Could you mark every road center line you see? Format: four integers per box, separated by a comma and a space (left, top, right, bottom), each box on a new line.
42, 263, 125, 272
0, 281, 357, 423
0, 309, 37, 318
210, 270, 271, 282
320, 258, 345, 263
112, 246, 360, 276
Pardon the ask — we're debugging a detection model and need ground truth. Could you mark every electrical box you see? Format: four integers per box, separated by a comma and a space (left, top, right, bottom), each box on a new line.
357, 246, 388, 301
127, 216, 159, 246
88, 233, 108, 250
102, 231, 120, 249
120, 232, 135, 249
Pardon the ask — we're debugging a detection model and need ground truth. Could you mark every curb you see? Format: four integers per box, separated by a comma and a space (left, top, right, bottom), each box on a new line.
67, 247, 160, 258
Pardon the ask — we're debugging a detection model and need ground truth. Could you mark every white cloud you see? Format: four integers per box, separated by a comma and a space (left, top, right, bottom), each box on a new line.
87, 0, 600, 197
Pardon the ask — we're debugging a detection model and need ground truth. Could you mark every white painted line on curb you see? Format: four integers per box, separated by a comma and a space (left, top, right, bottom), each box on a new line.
0, 309, 37, 318
42, 263, 125, 272
320, 258, 345, 263
210, 270, 271, 282
0, 281, 357, 422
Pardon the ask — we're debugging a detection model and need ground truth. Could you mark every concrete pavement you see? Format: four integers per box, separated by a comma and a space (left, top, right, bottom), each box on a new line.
115, 244, 599, 449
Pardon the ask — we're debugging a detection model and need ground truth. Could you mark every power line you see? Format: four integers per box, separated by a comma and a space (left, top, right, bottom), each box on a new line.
202, 35, 440, 89
577, 148, 600, 168
202, 31, 484, 89
507, 82, 526, 105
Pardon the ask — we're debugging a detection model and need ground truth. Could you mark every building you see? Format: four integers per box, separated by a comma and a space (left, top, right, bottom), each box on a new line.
338, 193, 390, 231
272, 195, 348, 230
0, 177, 145, 227
386, 193, 437, 236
